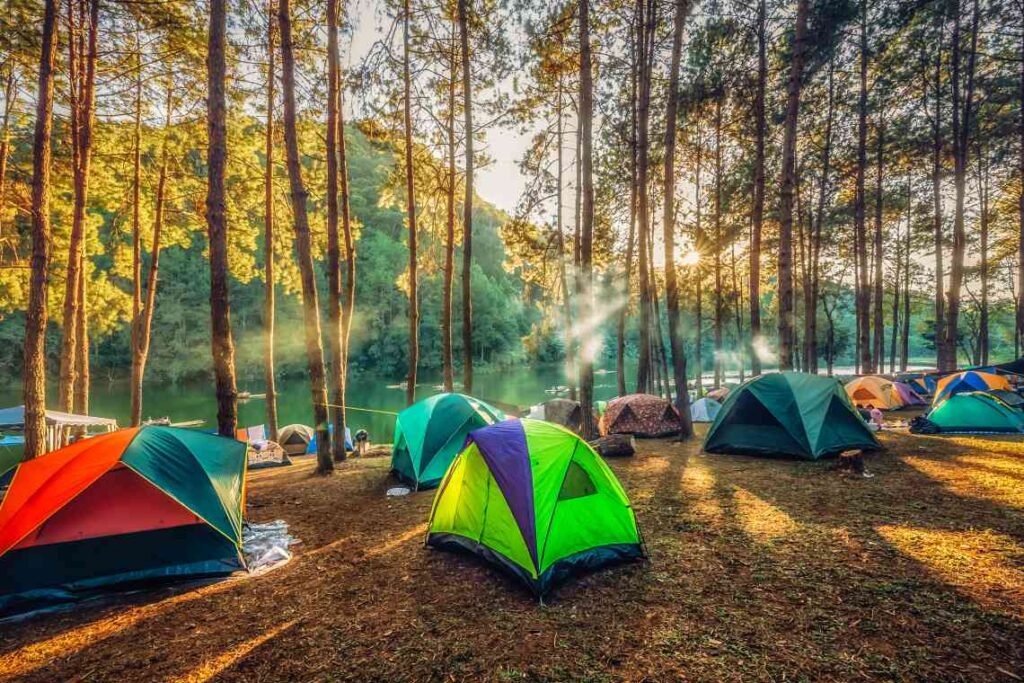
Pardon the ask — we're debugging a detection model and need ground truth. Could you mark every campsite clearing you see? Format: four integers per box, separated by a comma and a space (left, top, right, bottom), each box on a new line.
1, 429, 1022, 681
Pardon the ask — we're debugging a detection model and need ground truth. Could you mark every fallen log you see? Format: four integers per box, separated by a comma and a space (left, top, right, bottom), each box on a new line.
589, 434, 635, 457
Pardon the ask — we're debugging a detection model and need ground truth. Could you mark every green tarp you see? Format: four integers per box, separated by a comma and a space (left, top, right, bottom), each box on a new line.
391, 393, 504, 489
703, 372, 881, 460
927, 392, 1024, 433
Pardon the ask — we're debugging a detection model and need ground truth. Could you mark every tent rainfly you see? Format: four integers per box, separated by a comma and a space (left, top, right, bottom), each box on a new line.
0, 405, 118, 453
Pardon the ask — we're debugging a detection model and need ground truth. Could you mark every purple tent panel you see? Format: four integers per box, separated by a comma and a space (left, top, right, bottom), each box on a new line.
893, 382, 926, 406
468, 419, 538, 568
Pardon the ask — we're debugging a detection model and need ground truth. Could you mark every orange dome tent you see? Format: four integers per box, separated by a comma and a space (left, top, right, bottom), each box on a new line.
845, 376, 903, 410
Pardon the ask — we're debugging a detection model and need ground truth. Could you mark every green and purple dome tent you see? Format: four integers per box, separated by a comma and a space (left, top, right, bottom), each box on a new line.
426, 418, 644, 597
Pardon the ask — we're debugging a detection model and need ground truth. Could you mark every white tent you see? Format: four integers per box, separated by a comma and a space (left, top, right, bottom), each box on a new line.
690, 398, 722, 423
0, 405, 118, 452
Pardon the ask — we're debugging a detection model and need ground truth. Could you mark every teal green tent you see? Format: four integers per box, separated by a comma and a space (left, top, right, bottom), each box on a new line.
703, 372, 880, 460
926, 392, 1024, 433
427, 418, 643, 596
392, 393, 503, 489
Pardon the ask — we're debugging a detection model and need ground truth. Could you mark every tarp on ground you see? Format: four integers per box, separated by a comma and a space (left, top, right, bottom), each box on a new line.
703, 372, 881, 460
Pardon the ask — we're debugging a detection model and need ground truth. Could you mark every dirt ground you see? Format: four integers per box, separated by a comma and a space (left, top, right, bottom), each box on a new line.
1, 426, 1023, 682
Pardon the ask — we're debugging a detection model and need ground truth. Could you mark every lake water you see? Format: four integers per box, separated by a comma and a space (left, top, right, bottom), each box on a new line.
0, 361, 927, 447
0, 364, 626, 446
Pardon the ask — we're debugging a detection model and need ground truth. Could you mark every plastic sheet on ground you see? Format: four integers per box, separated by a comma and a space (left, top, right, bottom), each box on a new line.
387, 486, 412, 497
243, 520, 300, 575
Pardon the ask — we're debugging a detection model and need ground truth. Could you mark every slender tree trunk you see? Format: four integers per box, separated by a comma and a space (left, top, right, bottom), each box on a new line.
443, 30, 457, 393
458, 0, 474, 394
618, 41, 640, 398
978, 150, 989, 365
713, 96, 724, 385
326, 0, 346, 459
1018, 21, 1024, 358
279, 0, 331, 472
663, 0, 691, 430
0, 69, 15, 245
777, 0, 809, 371
750, 0, 766, 376
129, 35, 145, 424
206, 0, 238, 439
22, 0, 58, 458
901, 180, 912, 371
890, 231, 900, 373
933, 14, 946, 369
635, 0, 656, 394
264, 0, 279, 441
810, 59, 834, 375
403, 0, 419, 406
578, 0, 597, 438
943, 0, 979, 371
731, 237, 745, 381
74, 263, 89, 414
855, 0, 871, 374
872, 114, 885, 371
130, 85, 171, 426
694, 133, 703, 395
339, 12, 357, 420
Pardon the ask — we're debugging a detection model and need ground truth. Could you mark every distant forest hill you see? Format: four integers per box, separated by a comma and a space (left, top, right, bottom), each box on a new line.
0, 118, 544, 384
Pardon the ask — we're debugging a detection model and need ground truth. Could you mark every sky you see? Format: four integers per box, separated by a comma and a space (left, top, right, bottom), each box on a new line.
344, 0, 532, 215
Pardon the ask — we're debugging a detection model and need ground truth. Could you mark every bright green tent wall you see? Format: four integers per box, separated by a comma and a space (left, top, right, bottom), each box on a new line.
928, 392, 1024, 433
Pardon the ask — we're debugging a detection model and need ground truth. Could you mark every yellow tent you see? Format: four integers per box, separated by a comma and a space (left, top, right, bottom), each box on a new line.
845, 376, 902, 410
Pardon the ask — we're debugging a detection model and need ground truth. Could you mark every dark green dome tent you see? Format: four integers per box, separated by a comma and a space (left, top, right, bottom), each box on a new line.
924, 392, 1024, 434
703, 372, 880, 460
391, 393, 504, 489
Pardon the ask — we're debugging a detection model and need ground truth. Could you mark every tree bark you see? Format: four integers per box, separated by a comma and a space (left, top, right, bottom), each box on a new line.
1019, 21, 1024, 359
326, 0, 346, 459
713, 95, 724, 385
129, 34, 145, 425
458, 0, 474, 394
635, 0, 656, 394
578, 0, 597, 439
977, 148, 989, 365
443, 29, 457, 393
403, 0, 419, 407
618, 37, 640, 398
809, 59, 834, 376
0, 69, 15, 245
749, 0, 766, 376
943, 0, 979, 371
264, 0, 279, 442
22, 0, 59, 458
901, 180, 912, 371
872, 113, 885, 371
279, 0, 331, 472
663, 0, 691, 434
130, 84, 171, 426
694, 129, 703, 395
777, 0, 809, 371
855, 0, 872, 374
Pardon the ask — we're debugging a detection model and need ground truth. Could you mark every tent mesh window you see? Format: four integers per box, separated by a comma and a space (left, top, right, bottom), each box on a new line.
283, 433, 304, 445
558, 460, 597, 501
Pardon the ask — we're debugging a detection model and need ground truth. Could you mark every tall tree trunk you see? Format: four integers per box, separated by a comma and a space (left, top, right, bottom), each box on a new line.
22, 0, 59, 458
618, 39, 640, 398
578, 0, 597, 438
443, 29, 457, 393
731, 236, 745, 381
810, 59, 834, 375
750, 0, 766, 376
264, 0, 279, 442
943, 0, 979, 371
130, 84, 171, 426
1018, 21, 1024, 359
0, 69, 15, 245
713, 96, 724, 386
403, 0, 419, 406
74, 263, 88, 414
901, 180, 912, 371
978, 149, 989, 365
694, 132, 703, 395
855, 0, 872, 374
872, 114, 885, 371
59, 0, 96, 413
933, 12, 946, 369
129, 35, 145, 425
339, 9, 357, 420
326, 0, 345, 459
663, 0, 691, 431
635, 0, 656, 394
458, 0, 474, 394
279, 0, 331, 472
777, 0, 809, 371
890, 228, 900, 373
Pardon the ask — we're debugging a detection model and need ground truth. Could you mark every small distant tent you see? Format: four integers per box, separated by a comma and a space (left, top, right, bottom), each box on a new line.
690, 398, 722, 423
278, 424, 314, 455
392, 393, 504, 490
892, 382, 927, 406
0, 405, 117, 453
933, 371, 1010, 405
704, 372, 881, 460
602, 394, 685, 437
0, 426, 246, 616
924, 392, 1024, 434
845, 376, 902, 410
426, 418, 644, 596
307, 424, 353, 454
